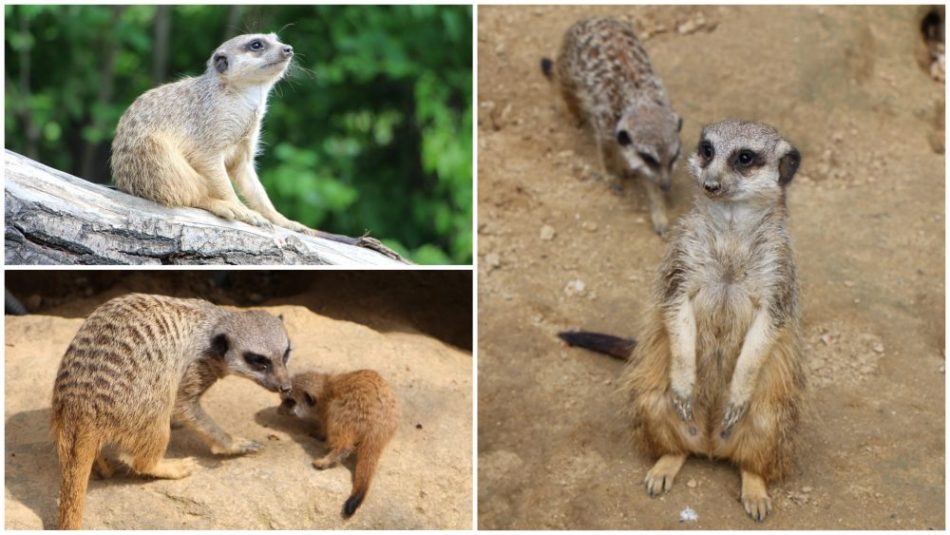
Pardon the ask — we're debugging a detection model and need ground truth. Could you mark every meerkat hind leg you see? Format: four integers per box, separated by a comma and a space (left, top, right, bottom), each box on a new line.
119, 426, 197, 480
740, 469, 772, 522
644, 453, 687, 496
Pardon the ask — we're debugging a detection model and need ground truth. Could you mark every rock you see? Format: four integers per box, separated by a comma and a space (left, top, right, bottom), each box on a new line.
563, 279, 586, 297
687, 479, 698, 488
485, 253, 501, 270
872, 343, 884, 354
540, 225, 556, 241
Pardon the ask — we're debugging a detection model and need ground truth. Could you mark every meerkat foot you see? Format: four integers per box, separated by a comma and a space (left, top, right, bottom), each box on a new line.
721, 401, 749, 439
139, 457, 198, 480
312, 456, 338, 470
650, 209, 669, 237
740, 470, 772, 522
644, 454, 687, 496
211, 437, 262, 456
93, 454, 116, 479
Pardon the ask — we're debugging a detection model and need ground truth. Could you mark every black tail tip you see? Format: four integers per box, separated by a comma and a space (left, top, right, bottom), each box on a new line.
540, 58, 553, 78
557, 330, 637, 360
342, 491, 365, 518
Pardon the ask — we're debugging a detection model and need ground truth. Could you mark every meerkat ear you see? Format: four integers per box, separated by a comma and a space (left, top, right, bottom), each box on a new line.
277, 313, 284, 322
208, 333, 230, 358
213, 53, 229, 74
617, 130, 632, 146
778, 145, 801, 187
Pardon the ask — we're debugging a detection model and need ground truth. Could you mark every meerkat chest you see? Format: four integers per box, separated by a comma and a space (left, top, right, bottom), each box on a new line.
690, 233, 768, 322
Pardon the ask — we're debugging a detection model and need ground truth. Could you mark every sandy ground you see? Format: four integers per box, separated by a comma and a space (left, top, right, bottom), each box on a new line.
5, 281, 472, 529
478, 5, 944, 530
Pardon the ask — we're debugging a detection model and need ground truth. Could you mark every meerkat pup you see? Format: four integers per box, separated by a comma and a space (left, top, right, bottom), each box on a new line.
279, 369, 399, 518
111, 33, 358, 245
562, 120, 805, 521
51, 293, 294, 529
542, 17, 682, 235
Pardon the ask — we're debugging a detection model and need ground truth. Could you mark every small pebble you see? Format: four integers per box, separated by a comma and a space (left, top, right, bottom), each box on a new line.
416, 423, 423, 430
802, 486, 813, 493
872, 343, 884, 354
687, 479, 697, 488
485, 253, 501, 270
540, 225, 556, 241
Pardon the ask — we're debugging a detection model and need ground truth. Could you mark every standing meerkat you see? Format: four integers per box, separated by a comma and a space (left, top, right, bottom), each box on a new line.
542, 17, 682, 236
111, 33, 361, 246
51, 293, 294, 529
279, 369, 399, 518
560, 120, 805, 522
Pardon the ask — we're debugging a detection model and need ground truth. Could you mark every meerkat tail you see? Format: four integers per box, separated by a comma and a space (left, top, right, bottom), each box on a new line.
53, 424, 100, 530
343, 439, 384, 518
540, 58, 554, 79
557, 330, 636, 360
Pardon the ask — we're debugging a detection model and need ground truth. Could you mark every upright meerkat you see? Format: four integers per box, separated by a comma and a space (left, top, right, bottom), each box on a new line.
51, 293, 294, 529
111, 33, 359, 245
279, 369, 399, 518
542, 17, 682, 235
561, 120, 805, 522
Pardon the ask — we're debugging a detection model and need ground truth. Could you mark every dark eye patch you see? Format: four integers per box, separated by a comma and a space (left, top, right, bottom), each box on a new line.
243, 352, 271, 371
699, 140, 714, 161
304, 392, 316, 406
638, 152, 659, 168
617, 130, 632, 146
730, 148, 765, 172
247, 39, 264, 51
283, 345, 291, 364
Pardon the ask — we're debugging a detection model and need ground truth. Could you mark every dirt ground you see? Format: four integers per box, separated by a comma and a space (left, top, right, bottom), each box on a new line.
478, 5, 944, 530
5, 274, 472, 529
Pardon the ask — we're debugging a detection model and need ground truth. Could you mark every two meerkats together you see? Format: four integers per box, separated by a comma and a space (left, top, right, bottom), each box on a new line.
51, 293, 398, 528
551, 18, 805, 523
111, 33, 362, 247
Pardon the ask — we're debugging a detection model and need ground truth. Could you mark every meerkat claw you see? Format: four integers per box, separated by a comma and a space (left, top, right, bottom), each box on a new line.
671, 393, 693, 423
721, 401, 748, 438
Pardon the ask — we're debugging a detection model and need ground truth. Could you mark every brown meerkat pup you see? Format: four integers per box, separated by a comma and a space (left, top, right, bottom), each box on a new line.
560, 120, 805, 522
279, 369, 399, 518
542, 17, 682, 236
51, 293, 294, 529
110, 33, 361, 246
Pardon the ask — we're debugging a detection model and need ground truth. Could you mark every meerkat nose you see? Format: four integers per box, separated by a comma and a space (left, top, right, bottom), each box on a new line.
279, 383, 292, 394
282, 46, 293, 57
704, 182, 721, 194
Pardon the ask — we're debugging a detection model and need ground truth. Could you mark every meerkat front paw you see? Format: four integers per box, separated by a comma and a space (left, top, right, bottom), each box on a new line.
721, 401, 749, 438
212, 437, 262, 455
669, 387, 694, 423
651, 212, 669, 237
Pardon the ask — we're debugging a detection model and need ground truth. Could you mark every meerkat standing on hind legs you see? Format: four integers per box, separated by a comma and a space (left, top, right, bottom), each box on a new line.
51, 293, 295, 529
560, 120, 805, 522
111, 33, 369, 248
541, 17, 683, 236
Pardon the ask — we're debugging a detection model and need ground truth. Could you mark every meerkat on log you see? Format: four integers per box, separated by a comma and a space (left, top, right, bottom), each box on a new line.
51, 293, 294, 529
111, 33, 363, 247
560, 120, 805, 522
542, 17, 683, 236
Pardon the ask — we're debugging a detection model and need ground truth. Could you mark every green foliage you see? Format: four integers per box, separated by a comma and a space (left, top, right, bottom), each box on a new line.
4, 5, 473, 264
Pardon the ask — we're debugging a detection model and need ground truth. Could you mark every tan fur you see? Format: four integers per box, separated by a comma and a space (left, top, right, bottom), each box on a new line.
619, 120, 805, 522
279, 370, 399, 518
545, 17, 682, 235
51, 293, 294, 529
111, 33, 321, 235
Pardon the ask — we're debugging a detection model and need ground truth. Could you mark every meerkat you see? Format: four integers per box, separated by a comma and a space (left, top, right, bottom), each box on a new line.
560, 120, 805, 522
51, 293, 294, 529
279, 369, 399, 518
541, 17, 682, 236
110, 33, 362, 247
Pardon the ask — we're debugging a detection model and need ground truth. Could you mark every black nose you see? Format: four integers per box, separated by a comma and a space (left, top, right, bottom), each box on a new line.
704, 182, 721, 193
282, 46, 293, 56
279, 384, 292, 394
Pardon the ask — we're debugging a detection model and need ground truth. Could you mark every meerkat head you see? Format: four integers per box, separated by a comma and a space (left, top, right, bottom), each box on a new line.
615, 99, 682, 192
278, 371, 329, 419
207, 310, 293, 394
688, 120, 801, 202
208, 33, 293, 88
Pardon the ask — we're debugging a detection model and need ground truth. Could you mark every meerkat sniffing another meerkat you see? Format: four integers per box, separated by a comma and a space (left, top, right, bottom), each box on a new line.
111, 33, 361, 246
279, 370, 399, 518
51, 294, 294, 529
561, 120, 805, 522
542, 17, 682, 235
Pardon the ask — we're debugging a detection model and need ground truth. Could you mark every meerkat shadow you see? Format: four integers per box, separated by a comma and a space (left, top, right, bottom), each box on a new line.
5, 408, 60, 529
252, 406, 358, 473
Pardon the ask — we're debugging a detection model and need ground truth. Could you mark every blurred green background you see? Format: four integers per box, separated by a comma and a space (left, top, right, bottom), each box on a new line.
4, 5, 473, 264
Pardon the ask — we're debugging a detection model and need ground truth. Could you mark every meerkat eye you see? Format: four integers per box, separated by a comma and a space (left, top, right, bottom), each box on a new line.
282, 346, 291, 364
638, 152, 659, 168
736, 149, 756, 166
617, 130, 632, 146
243, 352, 271, 371
249, 39, 264, 50
699, 140, 714, 159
